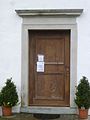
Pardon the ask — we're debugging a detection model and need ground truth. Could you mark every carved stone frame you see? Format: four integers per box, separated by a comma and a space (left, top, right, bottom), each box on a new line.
16, 9, 83, 114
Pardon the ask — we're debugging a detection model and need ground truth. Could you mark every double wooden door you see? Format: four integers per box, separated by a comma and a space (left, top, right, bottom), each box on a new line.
29, 30, 70, 106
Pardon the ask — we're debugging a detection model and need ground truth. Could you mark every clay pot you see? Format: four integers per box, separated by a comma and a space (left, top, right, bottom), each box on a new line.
2, 106, 12, 116
79, 109, 88, 119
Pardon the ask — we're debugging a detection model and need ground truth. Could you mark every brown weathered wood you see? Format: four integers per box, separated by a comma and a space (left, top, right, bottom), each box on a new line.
29, 30, 70, 106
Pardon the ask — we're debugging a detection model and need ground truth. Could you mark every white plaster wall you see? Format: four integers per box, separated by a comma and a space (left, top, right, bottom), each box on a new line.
0, 0, 22, 114
0, 0, 90, 114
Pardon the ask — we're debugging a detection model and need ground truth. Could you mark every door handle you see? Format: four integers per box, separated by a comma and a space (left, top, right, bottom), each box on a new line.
65, 67, 70, 72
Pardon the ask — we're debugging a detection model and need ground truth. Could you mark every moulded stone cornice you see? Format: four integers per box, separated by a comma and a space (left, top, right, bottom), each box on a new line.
15, 9, 83, 17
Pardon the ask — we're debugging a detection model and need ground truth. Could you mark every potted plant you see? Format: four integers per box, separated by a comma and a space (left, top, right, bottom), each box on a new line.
75, 76, 90, 119
0, 78, 18, 116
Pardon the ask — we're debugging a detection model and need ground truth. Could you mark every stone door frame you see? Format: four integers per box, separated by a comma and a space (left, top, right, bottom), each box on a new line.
16, 9, 83, 114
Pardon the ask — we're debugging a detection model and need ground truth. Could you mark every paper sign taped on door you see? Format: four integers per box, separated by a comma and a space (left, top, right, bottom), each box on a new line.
37, 61, 44, 72
38, 54, 44, 62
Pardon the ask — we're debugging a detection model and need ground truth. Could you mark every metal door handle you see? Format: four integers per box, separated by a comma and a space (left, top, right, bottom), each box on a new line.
66, 67, 69, 72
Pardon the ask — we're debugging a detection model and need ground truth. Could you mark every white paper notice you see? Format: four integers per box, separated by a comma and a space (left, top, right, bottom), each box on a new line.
38, 55, 44, 62
37, 62, 44, 72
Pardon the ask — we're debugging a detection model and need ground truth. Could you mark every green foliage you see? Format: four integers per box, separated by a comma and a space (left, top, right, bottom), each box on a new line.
75, 76, 90, 109
0, 78, 18, 107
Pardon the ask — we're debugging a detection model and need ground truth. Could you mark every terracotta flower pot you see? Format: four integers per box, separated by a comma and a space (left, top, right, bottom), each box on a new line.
2, 106, 12, 116
79, 109, 88, 119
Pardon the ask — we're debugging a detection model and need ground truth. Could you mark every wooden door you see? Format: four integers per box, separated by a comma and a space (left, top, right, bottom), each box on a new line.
29, 30, 70, 106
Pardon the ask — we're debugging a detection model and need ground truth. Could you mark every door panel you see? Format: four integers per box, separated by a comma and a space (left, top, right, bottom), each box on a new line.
29, 30, 70, 106
35, 74, 65, 100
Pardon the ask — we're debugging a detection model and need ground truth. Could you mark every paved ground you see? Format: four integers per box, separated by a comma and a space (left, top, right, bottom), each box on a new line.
0, 113, 90, 120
